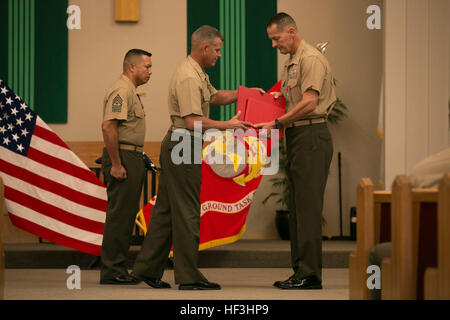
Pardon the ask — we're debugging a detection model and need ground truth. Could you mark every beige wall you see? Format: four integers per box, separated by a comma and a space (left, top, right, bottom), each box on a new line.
4, 0, 386, 241
52, 0, 187, 142
254, 0, 383, 238
50, 0, 384, 240
3, 1, 448, 243
3, 0, 188, 243
384, 0, 450, 187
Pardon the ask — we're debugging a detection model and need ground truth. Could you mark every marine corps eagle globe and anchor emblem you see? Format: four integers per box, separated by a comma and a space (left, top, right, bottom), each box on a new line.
202, 130, 269, 186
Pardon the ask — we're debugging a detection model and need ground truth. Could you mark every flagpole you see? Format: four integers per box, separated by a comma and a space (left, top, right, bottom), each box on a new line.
330, 152, 352, 241
338, 152, 343, 237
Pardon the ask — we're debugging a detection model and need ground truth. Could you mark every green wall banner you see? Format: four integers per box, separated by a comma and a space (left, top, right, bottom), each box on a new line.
1, 0, 68, 124
187, 0, 277, 121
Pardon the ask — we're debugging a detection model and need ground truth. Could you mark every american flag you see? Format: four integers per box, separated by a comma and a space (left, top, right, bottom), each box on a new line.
0, 80, 106, 256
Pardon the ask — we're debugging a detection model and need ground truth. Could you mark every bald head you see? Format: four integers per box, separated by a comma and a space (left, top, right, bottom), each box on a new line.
191, 25, 224, 51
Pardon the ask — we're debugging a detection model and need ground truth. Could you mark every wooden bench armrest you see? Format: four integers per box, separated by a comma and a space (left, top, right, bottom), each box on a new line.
424, 173, 450, 299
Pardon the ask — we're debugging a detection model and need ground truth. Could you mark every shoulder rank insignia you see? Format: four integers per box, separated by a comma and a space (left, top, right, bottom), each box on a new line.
112, 94, 123, 112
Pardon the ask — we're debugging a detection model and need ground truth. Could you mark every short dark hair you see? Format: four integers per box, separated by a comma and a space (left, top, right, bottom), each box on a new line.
123, 49, 152, 70
267, 12, 297, 31
191, 25, 224, 50
124, 49, 152, 62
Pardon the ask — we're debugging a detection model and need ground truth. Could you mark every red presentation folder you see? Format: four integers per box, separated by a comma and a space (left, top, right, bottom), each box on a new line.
236, 85, 286, 139
236, 86, 264, 119
244, 97, 285, 124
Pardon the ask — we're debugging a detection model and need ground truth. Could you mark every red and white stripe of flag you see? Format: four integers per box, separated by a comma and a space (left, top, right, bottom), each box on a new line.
0, 117, 106, 256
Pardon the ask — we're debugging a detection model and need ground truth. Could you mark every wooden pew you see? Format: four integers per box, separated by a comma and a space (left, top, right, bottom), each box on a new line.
349, 175, 439, 300
349, 178, 392, 299
1, 176, 4, 300
424, 173, 450, 299
381, 175, 438, 300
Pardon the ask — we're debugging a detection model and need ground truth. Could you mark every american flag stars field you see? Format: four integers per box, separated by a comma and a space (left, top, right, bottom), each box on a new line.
0, 80, 107, 256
